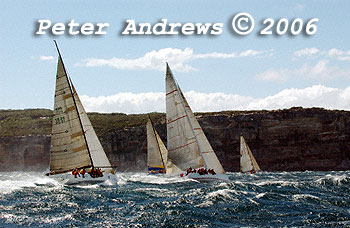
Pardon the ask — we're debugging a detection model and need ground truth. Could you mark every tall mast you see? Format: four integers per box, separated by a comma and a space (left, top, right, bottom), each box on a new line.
166, 63, 207, 169
148, 114, 166, 171
53, 40, 95, 169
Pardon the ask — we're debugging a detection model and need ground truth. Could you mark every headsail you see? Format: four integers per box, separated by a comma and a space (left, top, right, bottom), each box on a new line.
147, 118, 181, 174
71, 81, 113, 174
240, 136, 261, 172
165, 63, 225, 174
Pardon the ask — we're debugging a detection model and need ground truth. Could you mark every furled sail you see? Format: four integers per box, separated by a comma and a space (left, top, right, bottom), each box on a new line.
240, 136, 261, 172
49, 57, 91, 174
71, 82, 113, 174
165, 64, 225, 174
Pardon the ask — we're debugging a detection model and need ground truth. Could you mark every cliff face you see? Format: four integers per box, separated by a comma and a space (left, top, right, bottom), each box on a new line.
0, 135, 50, 171
1, 107, 350, 172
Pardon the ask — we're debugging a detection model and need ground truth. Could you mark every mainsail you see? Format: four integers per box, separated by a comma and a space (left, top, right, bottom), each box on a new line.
165, 63, 225, 174
240, 136, 261, 172
147, 118, 166, 172
49, 42, 113, 175
147, 118, 181, 175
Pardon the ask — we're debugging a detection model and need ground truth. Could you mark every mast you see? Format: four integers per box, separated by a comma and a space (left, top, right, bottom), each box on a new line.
53, 40, 95, 169
166, 63, 207, 169
148, 114, 166, 171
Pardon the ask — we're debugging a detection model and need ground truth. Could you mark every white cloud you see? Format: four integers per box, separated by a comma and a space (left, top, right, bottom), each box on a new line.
81, 48, 272, 72
80, 92, 165, 114
294, 48, 319, 57
79, 85, 350, 114
246, 85, 342, 110
40, 56, 55, 61
256, 69, 287, 82
294, 48, 350, 61
257, 60, 350, 82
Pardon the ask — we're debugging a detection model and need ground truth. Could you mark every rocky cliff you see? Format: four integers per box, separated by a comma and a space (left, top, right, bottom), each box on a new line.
0, 107, 350, 172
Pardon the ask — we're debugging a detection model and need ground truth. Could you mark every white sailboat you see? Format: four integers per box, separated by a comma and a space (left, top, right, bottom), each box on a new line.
165, 63, 229, 182
47, 41, 117, 185
147, 117, 181, 175
240, 135, 261, 173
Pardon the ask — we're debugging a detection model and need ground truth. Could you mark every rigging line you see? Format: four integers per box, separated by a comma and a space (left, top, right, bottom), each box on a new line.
54, 40, 95, 169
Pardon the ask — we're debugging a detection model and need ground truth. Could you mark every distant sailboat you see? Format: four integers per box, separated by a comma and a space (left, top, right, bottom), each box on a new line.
147, 117, 181, 175
47, 41, 117, 185
240, 136, 261, 173
165, 63, 229, 182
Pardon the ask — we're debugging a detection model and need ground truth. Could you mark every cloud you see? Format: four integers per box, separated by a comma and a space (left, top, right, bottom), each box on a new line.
256, 60, 350, 82
294, 48, 319, 57
80, 92, 165, 114
256, 69, 287, 82
40, 56, 55, 61
294, 48, 350, 61
79, 85, 350, 114
80, 48, 272, 72
246, 85, 342, 110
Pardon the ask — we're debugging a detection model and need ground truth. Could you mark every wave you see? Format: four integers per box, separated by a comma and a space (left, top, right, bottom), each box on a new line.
0, 172, 59, 194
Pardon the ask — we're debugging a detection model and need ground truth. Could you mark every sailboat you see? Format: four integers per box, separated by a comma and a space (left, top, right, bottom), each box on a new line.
47, 41, 117, 185
240, 135, 261, 173
147, 116, 181, 175
165, 63, 229, 182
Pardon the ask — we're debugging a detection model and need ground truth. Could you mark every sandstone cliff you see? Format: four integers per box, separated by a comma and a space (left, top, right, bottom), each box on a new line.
0, 107, 349, 172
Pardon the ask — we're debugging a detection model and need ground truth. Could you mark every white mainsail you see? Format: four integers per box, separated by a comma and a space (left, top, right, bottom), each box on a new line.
49, 44, 113, 175
147, 118, 181, 175
165, 64, 225, 174
147, 118, 166, 171
240, 136, 261, 172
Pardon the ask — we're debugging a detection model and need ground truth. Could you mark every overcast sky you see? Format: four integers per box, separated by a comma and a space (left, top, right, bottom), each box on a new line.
1, 0, 350, 113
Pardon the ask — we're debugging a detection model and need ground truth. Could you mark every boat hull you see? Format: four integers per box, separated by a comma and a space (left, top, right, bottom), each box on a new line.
51, 173, 118, 185
186, 173, 229, 183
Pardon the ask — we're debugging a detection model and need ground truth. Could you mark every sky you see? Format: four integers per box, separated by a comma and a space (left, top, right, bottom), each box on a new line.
1, 0, 350, 113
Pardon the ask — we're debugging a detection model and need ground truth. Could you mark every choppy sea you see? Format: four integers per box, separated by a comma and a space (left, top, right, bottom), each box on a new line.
0, 171, 349, 227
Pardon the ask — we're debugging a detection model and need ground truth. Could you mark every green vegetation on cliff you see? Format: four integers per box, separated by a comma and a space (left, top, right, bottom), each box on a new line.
0, 109, 165, 137
0, 109, 52, 136
0, 107, 331, 137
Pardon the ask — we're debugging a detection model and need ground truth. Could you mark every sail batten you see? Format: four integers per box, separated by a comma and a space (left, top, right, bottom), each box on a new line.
166, 64, 225, 174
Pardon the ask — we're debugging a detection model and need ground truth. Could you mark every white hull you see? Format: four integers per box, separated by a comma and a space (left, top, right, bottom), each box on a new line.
51, 173, 118, 185
185, 173, 229, 183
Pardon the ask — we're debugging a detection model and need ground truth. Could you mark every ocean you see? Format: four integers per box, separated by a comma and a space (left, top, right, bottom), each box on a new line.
0, 171, 349, 227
